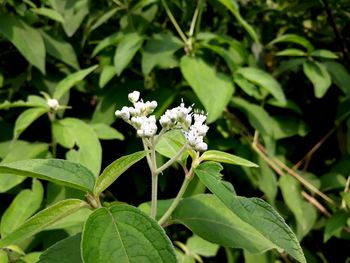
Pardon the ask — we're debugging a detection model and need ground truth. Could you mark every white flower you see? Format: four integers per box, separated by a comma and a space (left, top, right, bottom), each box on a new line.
135, 115, 158, 138
128, 91, 140, 103
183, 112, 209, 151
47, 99, 59, 110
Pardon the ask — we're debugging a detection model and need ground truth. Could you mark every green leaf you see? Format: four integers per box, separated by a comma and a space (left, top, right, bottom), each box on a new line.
54, 118, 102, 176
215, 0, 259, 43
279, 176, 317, 240
256, 157, 278, 206
81, 204, 176, 263
92, 32, 124, 57
186, 235, 219, 257
41, 31, 79, 69
142, 34, 183, 75
114, 33, 144, 76
98, 65, 116, 88
236, 67, 286, 105
194, 162, 306, 263
269, 34, 314, 53
272, 115, 309, 139
233, 73, 263, 99
324, 61, 350, 95
0, 199, 87, 247
0, 250, 8, 263
155, 130, 188, 163
13, 107, 48, 140
180, 56, 234, 123
0, 159, 95, 192
324, 212, 348, 242
231, 98, 274, 136
94, 151, 147, 195
53, 65, 98, 100
172, 194, 278, 253
0, 13, 46, 73
303, 61, 331, 98
1, 179, 43, 237
199, 150, 258, 167
90, 123, 124, 140
18, 252, 42, 263
31, 7, 65, 23
49, 0, 89, 37
0, 141, 48, 193
311, 49, 338, 59
0, 95, 47, 110
38, 233, 82, 263
276, 48, 307, 57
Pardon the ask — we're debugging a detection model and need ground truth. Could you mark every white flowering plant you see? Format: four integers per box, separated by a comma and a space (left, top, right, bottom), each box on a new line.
0, 89, 305, 263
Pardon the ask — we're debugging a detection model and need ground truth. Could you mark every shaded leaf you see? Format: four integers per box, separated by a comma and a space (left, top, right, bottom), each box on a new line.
276, 49, 307, 57
90, 123, 124, 140
13, 107, 48, 140
0, 13, 46, 73
324, 61, 350, 95
180, 56, 234, 123
303, 61, 331, 98
114, 33, 144, 76
38, 233, 82, 263
236, 67, 286, 105
142, 34, 182, 75
311, 49, 338, 59
155, 130, 188, 163
324, 212, 348, 242
269, 34, 314, 53
53, 65, 98, 100
31, 7, 64, 23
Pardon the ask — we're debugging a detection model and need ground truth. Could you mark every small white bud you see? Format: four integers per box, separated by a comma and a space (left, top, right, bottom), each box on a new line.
128, 91, 140, 103
195, 142, 208, 151
47, 99, 59, 110
160, 115, 171, 128
149, 101, 158, 110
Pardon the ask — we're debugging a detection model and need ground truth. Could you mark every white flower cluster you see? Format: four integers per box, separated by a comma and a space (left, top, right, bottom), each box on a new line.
115, 91, 158, 138
159, 102, 209, 152
115, 91, 209, 151
183, 112, 209, 151
47, 99, 59, 110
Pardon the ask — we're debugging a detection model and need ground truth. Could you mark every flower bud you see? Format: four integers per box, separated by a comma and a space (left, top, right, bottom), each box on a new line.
47, 99, 59, 110
128, 91, 140, 103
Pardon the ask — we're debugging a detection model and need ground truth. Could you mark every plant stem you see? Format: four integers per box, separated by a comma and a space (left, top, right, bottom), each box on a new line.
158, 172, 192, 226
150, 137, 158, 219
156, 144, 187, 174
189, 0, 202, 37
161, 0, 188, 44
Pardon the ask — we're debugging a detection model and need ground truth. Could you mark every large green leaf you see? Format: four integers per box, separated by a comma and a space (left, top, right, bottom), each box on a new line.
215, 0, 259, 43
38, 234, 82, 263
199, 150, 258, 167
1, 179, 43, 237
180, 56, 234, 123
94, 151, 147, 196
0, 159, 95, 192
0, 141, 48, 193
172, 194, 278, 253
114, 33, 144, 76
194, 162, 306, 263
0, 13, 46, 73
0, 199, 87, 247
53, 65, 98, 100
81, 204, 176, 263
279, 176, 317, 240
303, 61, 331, 98
13, 107, 48, 140
90, 123, 124, 141
31, 7, 65, 23
53, 118, 102, 176
235, 67, 286, 105
41, 31, 79, 69
142, 34, 183, 75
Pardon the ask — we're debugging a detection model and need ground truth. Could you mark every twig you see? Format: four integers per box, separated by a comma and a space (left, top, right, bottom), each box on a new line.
301, 191, 331, 217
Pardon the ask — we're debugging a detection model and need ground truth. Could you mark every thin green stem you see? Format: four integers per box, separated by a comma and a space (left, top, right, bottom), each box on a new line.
158, 171, 193, 226
156, 144, 187, 174
150, 137, 158, 219
161, 0, 188, 44
142, 138, 152, 170
154, 128, 166, 146
49, 111, 57, 158
189, 0, 202, 37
